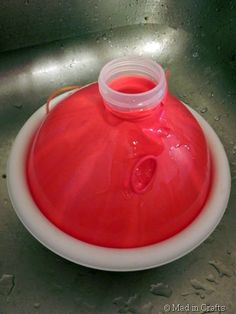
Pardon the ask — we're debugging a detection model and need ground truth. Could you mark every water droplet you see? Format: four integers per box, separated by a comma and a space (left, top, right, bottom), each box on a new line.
114, 294, 139, 314
118, 307, 129, 313
141, 302, 154, 314
208, 260, 232, 277
200, 107, 208, 113
96, 39, 100, 44
206, 274, 218, 284
190, 279, 214, 295
157, 127, 170, 137
103, 35, 107, 41
113, 296, 125, 307
214, 115, 221, 121
125, 294, 139, 313
184, 144, 190, 151
192, 51, 199, 58
150, 283, 172, 298
126, 294, 138, 306
195, 290, 205, 299
0, 274, 15, 296
181, 291, 194, 296
24, 0, 30, 5
33, 303, 40, 308
14, 104, 23, 109
122, 190, 132, 200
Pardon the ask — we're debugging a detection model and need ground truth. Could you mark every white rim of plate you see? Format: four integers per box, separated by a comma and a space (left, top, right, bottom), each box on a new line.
7, 88, 231, 271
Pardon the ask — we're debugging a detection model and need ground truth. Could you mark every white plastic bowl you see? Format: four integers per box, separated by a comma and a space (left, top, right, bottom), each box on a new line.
7, 90, 231, 271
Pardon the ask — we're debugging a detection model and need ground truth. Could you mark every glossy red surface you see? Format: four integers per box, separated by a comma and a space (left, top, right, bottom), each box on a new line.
27, 77, 211, 248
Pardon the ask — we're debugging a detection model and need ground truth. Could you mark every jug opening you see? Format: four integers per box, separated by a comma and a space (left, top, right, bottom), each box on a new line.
98, 56, 167, 112
108, 75, 157, 94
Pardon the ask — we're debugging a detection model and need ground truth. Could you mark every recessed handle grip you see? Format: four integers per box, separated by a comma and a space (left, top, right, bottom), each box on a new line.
131, 155, 157, 194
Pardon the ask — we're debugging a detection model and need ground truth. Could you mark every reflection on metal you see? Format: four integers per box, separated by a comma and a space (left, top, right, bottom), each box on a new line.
0, 1, 236, 313
32, 64, 60, 76
143, 41, 162, 53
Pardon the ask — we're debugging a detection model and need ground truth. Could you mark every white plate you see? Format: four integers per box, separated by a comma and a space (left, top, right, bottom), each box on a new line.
7, 90, 231, 271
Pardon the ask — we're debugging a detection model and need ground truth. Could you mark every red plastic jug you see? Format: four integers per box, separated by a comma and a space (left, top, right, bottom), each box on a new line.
27, 57, 211, 248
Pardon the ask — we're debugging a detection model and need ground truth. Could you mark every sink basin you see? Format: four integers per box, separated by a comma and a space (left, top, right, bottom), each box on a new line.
0, 1, 235, 313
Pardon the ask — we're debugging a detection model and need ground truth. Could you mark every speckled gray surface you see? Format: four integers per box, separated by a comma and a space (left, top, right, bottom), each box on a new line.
0, 1, 236, 313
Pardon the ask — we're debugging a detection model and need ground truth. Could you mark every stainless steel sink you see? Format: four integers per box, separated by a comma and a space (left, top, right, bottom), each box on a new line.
0, 1, 235, 313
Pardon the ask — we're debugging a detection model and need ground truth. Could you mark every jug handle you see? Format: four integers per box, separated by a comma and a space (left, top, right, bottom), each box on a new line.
131, 155, 158, 194
46, 85, 81, 114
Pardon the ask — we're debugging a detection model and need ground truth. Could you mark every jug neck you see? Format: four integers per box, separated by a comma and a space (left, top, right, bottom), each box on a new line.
98, 57, 167, 117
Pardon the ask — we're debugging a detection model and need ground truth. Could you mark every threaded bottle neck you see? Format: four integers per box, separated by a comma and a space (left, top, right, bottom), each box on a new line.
98, 57, 167, 113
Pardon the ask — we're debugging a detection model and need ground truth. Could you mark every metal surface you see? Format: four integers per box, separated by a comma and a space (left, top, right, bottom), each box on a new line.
0, 1, 236, 313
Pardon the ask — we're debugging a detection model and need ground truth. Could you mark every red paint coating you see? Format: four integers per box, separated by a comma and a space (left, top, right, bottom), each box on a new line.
27, 76, 211, 248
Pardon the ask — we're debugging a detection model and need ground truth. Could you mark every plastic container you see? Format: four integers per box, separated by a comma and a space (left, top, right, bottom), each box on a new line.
7, 57, 231, 270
